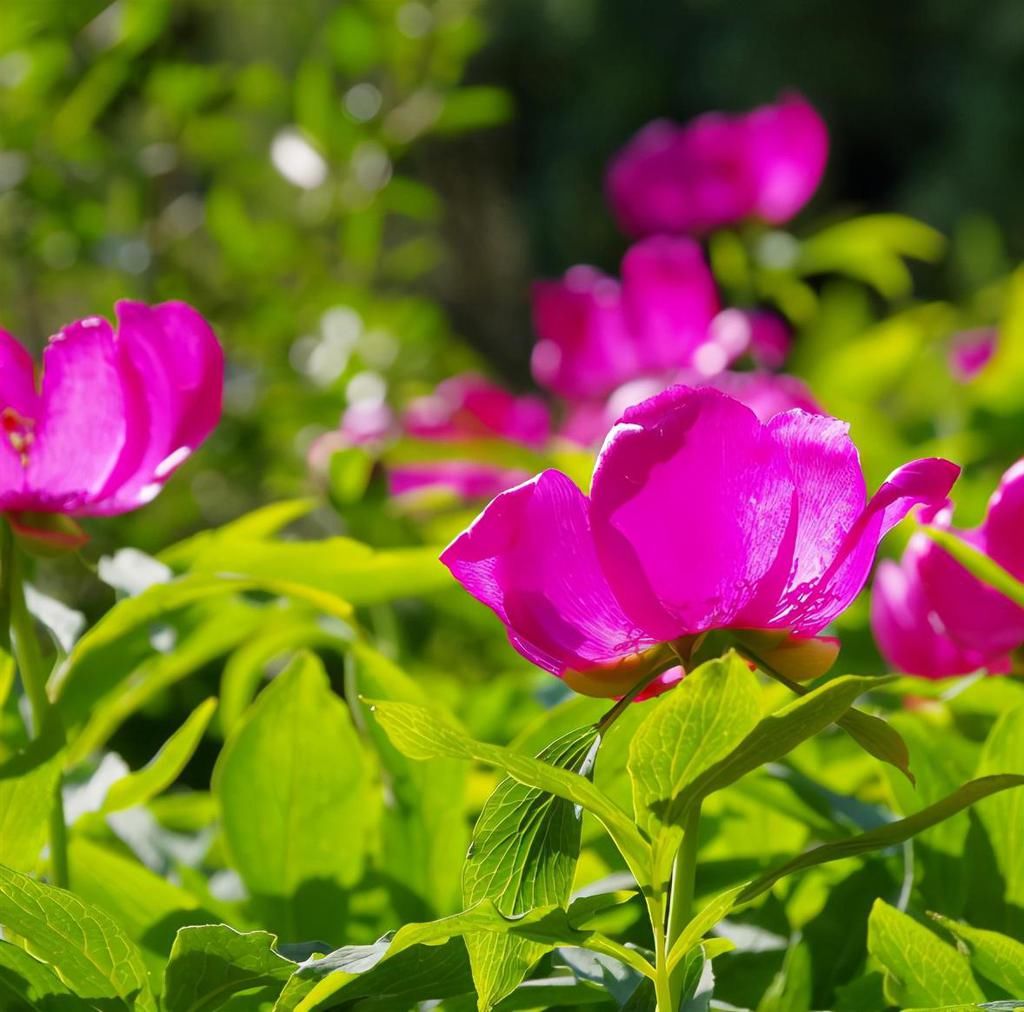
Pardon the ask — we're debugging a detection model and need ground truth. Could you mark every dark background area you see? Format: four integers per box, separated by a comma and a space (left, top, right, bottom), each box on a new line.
435, 0, 1024, 381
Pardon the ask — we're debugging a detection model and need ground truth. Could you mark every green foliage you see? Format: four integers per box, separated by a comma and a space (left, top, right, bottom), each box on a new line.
0, 863, 155, 1010
462, 725, 599, 1007
213, 653, 368, 941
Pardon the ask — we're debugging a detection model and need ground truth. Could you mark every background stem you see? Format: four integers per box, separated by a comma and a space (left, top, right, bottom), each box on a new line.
665, 801, 702, 1007
5, 528, 70, 889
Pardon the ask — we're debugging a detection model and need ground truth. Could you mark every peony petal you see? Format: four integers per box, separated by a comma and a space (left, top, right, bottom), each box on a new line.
605, 119, 692, 237
404, 374, 549, 449
390, 462, 529, 502
782, 456, 960, 634
440, 470, 655, 676
29, 317, 132, 511
148, 301, 223, 454
871, 552, 1006, 678
79, 301, 222, 515
915, 462, 1024, 655
746, 92, 829, 224
620, 237, 721, 374
704, 371, 822, 422
746, 411, 865, 627
979, 458, 1024, 580
531, 268, 640, 399
590, 386, 795, 640
949, 327, 997, 383
0, 329, 39, 506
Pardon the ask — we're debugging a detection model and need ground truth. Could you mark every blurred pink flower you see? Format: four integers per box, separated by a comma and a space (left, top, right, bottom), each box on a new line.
442, 386, 957, 697
313, 375, 551, 503
531, 236, 723, 399
872, 460, 1024, 677
949, 327, 997, 382
0, 301, 222, 522
607, 92, 828, 237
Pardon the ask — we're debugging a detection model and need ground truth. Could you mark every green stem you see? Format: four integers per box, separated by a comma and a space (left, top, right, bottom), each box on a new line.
4, 528, 69, 889
665, 801, 702, 1006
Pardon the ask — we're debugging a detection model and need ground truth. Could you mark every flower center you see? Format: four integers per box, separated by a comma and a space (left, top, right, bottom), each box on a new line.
1, 407, 35, 467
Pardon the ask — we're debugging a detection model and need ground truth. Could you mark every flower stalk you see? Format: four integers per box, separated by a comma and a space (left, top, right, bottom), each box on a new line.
3, 522, 69, 888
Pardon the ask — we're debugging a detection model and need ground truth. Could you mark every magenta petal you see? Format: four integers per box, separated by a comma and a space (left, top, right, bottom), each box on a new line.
148, 301, 223, 454
403, 374, 549, 449
590, 386, 795, 640
605, 119, 691, 237
531, 268, 639, 399
705, 371, 822, 422
782, 456, 960, 634
77, 301, 222, 515
620, 237, 721, 373
949, 328, 997, 382
746, 92, 829, 224
916, 462, 1024, 654
979, 458, 1024, 580
871, 552, 1006, 678
737, 411, 864, 627
0, 329, 39, 505
390, 462, 529, 501
29, 318, 132, 510
440, 470, 654, 675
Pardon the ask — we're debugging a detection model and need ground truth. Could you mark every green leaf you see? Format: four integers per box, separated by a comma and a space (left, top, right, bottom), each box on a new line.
67, 837, 213, 985
929, 913, 1024, 995
0, 725, 63, 873
667, 883, 749, 971
435, 86, 514, 133
213, 652, 368, 941
628, 652, 761, 871
275, 937, 473, 1011
66, 601, 262, 766
0, 940, 77, 1011
349, 641, 467, 916
867, 900, 983, 1008
463, 725, 599, 1009
55, 572, 349, 738
739, 774, 1024, 902
278, 894, 648, 1010
669, 674, 896, 825
975, 704, 1024, 935
796, 214, 945, 297
366, 698, 651, 884
102, 697, 217, 813
170, 529, 450, 607
0, 862, 155, 1010
163, 925, 296, 1012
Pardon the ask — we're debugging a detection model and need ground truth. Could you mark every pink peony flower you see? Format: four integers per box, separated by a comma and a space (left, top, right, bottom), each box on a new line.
606, 92, 828, 237
531, 236, 723, 400
0, 301, 222, 524
319, 374, 553, 503
442, 386, 957, 697
871, 460, 1024, 677
948, 327, 997, 383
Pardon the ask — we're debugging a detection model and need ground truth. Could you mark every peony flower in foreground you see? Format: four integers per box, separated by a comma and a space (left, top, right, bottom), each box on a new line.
607, 92, 828, 237
531, 236, 723, 400
442, 386, 958, 697
560, 369, 821, 448
0, 300, 222, 538
872, 460, 1024, 678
